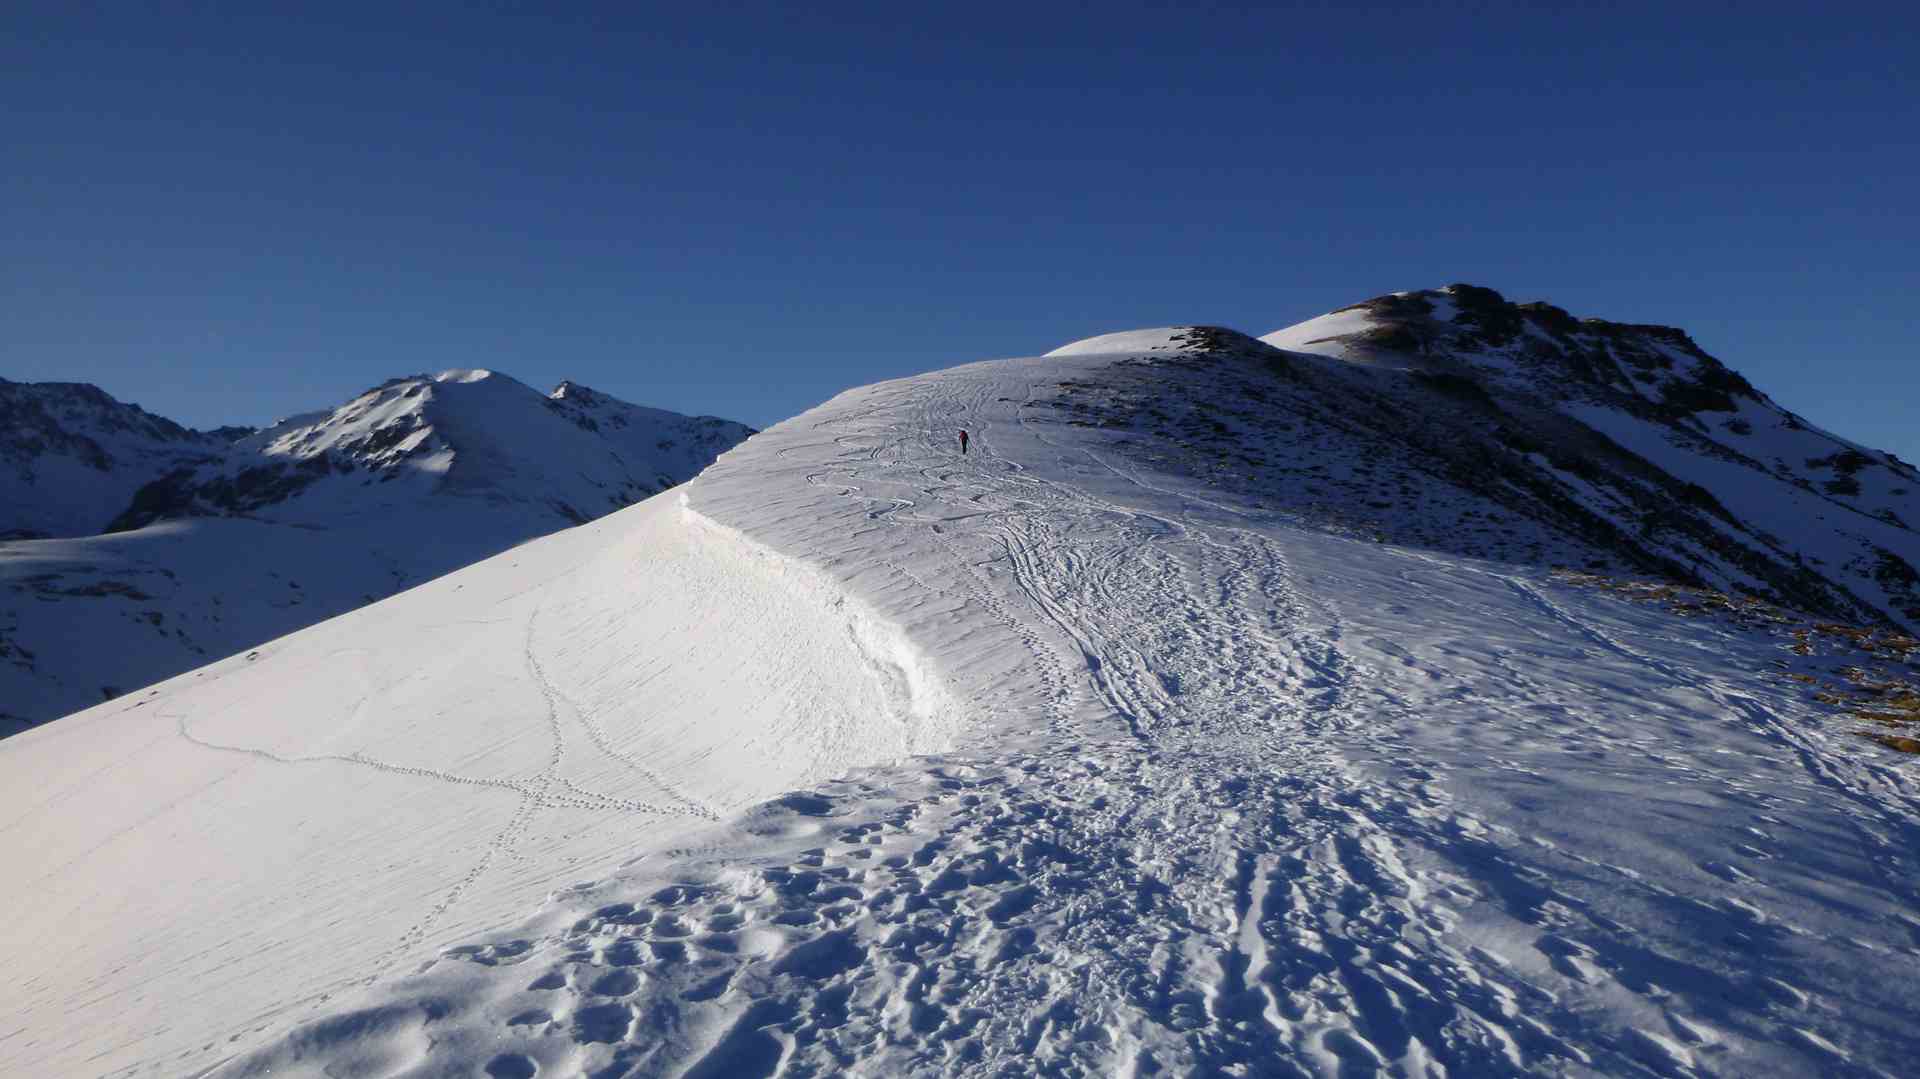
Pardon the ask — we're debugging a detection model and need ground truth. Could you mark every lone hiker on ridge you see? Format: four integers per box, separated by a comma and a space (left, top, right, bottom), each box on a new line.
959, 429, 969, 455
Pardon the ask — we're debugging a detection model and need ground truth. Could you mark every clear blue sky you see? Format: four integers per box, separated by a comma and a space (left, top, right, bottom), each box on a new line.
5, 2, 1915, 459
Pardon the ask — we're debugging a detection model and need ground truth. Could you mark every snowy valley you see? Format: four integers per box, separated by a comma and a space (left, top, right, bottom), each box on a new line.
3, 287, 1919, 1078
0, 372, 754, 732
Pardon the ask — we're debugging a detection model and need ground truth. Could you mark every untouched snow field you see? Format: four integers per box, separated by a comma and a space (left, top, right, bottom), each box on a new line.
6, 335, 1920, 1077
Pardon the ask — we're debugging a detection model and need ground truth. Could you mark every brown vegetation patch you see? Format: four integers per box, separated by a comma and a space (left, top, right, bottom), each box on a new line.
1552, 570, 1920, 759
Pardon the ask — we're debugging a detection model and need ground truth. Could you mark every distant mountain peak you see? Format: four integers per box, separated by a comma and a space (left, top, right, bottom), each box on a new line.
3, 370, 755, 728
1, 377, 229, 539
88, 371, 754, 534
1, 368, 755, 543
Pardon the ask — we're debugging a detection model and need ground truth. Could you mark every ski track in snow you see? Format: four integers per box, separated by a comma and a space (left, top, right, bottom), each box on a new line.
157, 600, 724, 990
169, 356, 1920, 1076
167, 625, 708, 826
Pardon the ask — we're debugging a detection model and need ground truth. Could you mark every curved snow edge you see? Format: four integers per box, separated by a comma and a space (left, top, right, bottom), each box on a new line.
677, 491, 969, 766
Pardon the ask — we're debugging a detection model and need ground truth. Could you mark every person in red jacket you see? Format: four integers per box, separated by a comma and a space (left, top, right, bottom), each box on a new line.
959, 429, 969, 455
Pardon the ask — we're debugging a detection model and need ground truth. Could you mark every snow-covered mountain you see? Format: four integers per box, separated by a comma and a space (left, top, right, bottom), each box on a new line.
4, 292, 1918, 1077
0, 375, 238, 541
1056, 287, 1920, 633
0, 370, 753, 732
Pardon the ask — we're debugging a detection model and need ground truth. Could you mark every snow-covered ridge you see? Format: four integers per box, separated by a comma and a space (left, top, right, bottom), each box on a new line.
1, 371, 754, 731
186, 331, 1920, 1077
9, 288, 1920, 1076
1047, 288, 1918, 632
1042, 327, 1197, 357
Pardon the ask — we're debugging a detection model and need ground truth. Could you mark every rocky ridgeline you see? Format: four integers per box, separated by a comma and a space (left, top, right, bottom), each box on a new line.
1027, 285, 1919, 633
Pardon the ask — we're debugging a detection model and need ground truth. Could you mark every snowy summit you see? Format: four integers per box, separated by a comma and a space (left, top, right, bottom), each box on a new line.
3, 287, 1918, 1077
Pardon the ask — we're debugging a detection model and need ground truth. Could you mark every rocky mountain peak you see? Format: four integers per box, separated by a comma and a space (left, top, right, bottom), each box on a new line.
1038, 288, 1918, 633
1300, 284, 1767, 424
547, 379, 605, 405
1, 378, 232, 539
1, 376, 214, 464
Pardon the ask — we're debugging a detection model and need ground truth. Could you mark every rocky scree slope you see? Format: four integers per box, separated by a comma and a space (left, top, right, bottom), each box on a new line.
0, 369, 753, 732
1047, 286, 1918, 632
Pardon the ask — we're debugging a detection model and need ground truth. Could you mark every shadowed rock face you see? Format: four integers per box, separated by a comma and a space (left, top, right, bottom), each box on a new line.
1, 377, 236, 539
1331, 284, 1763, 422
0, 377, 212, 464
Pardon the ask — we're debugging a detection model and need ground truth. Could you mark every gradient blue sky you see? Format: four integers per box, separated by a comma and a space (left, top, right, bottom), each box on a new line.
5, 2, 1915, 458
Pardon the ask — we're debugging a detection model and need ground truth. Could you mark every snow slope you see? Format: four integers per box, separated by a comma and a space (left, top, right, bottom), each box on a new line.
6, 323, 1915, 1077
0, 488, 960, 1077
1, 371, 753, 732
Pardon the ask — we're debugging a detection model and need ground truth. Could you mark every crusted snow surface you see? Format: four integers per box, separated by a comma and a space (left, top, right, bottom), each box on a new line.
157, 344, 1920, 1078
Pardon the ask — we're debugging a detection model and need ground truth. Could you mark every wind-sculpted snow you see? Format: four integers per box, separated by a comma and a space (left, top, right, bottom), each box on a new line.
204, 342, 1920, 1077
